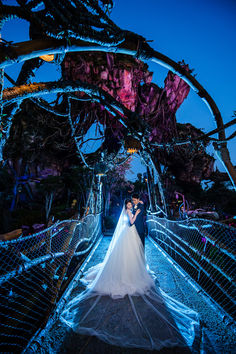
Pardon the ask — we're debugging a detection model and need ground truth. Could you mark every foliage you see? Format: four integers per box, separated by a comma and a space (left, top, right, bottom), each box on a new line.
132, 173, 147, 194
0, 165, 14, 202
169, 178, 236, 217
61, 165, 93, 216
103, 215, 116, 230
50, 203, 77, 221
61, 166, 92, 196
103, 159, 134, 216
36, 175, 64, 194
203, 181, 236, 216
0, 0, 233, 229
105, 159, 133, 196
35, 175, 64, 221
0, 166, 15, 232
5, 101, 76, 163
11, 208, 44, 230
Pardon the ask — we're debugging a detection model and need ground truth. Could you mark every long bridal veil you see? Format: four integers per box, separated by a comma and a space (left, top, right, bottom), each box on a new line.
60, 206, 201, 352
76, 205, 128, 288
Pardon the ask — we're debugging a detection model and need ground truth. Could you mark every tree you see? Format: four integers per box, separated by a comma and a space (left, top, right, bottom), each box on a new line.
103, 159, 133, 216
36, 175, 64, 222
61, 166, 93, 216
0, 166, 14, 232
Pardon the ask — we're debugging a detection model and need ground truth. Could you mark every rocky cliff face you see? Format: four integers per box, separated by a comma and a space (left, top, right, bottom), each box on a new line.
62, 52, 214, 184
4, 53, 214, 187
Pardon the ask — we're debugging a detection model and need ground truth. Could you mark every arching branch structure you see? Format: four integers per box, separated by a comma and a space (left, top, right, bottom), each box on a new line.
2, 79, 149, 136
0, 0, 235, 215
2, 78, 170, 212
2, 79, 150, 157
0, 36, 235, 188
3, 77, 233, 215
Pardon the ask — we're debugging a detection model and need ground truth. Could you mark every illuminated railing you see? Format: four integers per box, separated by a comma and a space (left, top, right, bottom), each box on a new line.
147, 214, 236, 321
0, 213, 102, 353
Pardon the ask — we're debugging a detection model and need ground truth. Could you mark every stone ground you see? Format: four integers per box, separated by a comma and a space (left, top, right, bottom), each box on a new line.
26, 236, 235, 354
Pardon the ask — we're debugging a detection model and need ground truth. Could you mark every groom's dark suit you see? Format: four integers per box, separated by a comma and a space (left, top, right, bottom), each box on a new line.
132, 202, 145, 247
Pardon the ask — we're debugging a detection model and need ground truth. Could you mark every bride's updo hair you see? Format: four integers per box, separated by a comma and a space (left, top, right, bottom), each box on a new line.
124, 199, 132, 209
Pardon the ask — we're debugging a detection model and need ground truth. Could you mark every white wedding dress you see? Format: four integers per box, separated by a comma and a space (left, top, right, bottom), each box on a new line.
60, 207, 200, 351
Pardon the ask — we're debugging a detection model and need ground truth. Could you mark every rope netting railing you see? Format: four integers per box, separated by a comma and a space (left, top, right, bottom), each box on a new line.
0, 212, 102, 353
147, 214, 236, 321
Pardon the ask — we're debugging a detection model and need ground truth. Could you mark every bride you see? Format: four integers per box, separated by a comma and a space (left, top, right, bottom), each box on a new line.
61, 199, 200, 351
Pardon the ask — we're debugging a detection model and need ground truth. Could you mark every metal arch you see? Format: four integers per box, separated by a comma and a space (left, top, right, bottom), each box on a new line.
0, 36, 235, 187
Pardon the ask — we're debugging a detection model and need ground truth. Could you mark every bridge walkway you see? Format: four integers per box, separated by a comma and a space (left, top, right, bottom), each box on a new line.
28, 236, 235, 354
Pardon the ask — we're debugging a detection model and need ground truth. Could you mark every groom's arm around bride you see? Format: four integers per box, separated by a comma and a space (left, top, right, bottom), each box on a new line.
132, 194, 146, 247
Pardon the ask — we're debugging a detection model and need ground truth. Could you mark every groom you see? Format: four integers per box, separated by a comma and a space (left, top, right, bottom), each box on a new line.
132, 194, 146, 247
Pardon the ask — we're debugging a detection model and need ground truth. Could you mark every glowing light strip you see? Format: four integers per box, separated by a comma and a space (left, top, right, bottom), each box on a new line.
147, 217, 235, 260
24, 234, 103, 353
148, 219, 236, 285
148, 236, 234, 323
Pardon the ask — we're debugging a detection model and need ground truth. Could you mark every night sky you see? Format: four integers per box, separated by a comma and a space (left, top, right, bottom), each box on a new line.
2, 0, 236, 181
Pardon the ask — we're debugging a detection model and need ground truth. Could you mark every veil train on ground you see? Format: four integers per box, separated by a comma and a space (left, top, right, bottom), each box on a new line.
60, 206, 201, 351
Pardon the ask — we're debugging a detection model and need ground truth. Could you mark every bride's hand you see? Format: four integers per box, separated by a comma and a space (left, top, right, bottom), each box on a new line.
136, 209, 141, 215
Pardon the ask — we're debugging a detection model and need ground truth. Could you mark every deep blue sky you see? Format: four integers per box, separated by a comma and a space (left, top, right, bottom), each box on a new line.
111, 0, 236, 179
1, 0, 236, 181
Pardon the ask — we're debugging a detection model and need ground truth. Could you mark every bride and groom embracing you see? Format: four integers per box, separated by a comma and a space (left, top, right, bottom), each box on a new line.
127, 193, 146, 246
61, 195, 200, 352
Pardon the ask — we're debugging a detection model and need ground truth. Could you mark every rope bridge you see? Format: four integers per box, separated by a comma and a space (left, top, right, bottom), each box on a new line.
1, 205, 235, 352
147, 214, 236, 322
0, 212, 102, 352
